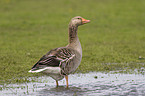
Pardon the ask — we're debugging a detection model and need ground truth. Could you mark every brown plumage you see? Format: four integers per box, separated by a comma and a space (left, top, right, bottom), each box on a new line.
29, 16, 90, 88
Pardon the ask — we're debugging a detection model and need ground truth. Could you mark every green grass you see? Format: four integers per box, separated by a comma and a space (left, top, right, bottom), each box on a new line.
0, 0, 145, 84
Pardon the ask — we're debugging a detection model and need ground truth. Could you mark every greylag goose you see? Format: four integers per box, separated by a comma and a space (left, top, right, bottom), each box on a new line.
28, 16, 90, 88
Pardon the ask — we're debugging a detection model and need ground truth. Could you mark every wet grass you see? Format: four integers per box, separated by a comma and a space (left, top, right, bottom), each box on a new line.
0, 0, 145, 84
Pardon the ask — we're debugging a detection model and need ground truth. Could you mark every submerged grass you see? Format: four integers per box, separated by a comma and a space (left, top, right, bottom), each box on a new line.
0, 0, 145, 84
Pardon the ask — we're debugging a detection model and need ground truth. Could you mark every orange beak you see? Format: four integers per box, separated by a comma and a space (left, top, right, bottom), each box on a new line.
82, 18, 90, 24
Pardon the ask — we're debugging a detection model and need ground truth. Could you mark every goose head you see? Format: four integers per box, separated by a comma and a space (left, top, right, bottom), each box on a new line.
70, 16, 90, 26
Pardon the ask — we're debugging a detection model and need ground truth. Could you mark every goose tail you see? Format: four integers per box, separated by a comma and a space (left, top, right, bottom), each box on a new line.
28, 68, 47, 73
28, 67, 61, 74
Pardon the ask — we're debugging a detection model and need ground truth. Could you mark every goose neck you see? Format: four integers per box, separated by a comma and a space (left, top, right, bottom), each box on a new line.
68, 24, 78, 44
67, 24, 82, 55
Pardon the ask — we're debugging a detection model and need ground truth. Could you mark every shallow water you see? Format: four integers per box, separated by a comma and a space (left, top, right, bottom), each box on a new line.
1, 72, 145, 96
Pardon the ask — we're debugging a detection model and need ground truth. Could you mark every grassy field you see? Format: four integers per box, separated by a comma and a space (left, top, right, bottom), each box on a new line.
0, 0, 145, 84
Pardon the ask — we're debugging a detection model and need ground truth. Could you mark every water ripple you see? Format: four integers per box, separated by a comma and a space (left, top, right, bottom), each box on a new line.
0, 72, 145, 96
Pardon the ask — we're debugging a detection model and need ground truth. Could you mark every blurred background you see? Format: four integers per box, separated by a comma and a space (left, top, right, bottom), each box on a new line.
0, 0, 145, 83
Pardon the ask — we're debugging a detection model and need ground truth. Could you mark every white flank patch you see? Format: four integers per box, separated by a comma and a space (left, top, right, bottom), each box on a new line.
28, 67, 61, 74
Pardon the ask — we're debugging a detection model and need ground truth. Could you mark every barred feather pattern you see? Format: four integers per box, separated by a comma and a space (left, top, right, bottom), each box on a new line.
31, 47, 81, 76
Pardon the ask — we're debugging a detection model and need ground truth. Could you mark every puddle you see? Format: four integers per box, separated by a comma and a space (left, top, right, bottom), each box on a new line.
0, 72, 145, 96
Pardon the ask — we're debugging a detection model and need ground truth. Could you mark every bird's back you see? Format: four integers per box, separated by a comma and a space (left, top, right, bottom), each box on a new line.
30, 47, 82, 76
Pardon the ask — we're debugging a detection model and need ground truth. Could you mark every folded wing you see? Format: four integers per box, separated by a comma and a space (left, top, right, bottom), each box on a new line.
28, 47, 75, 75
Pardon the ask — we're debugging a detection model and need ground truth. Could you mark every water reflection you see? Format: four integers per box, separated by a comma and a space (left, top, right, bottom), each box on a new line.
1, 72, 145, 96
39, 86, 85, 96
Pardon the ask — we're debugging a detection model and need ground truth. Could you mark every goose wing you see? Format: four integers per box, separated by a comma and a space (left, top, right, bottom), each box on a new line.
29, 47, 75, 74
